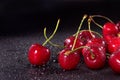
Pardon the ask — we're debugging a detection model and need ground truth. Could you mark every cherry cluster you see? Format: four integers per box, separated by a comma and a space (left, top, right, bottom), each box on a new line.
28, 14, 120, 73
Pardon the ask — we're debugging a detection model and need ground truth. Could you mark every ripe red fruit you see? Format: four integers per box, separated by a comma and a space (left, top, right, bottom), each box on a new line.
102, 22, 118, 42
78, 30, 97, 45
107, 37, 120, 54
103, 22, 118, 36
28, 43, 50, 66
58, 48, 80, 70
87, 38, 106, 48
64, 36, 84, 53
82, 44, 106, 69
109, 50, 120, 73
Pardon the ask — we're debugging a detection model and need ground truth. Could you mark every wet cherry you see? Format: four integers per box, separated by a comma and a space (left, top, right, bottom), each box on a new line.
78, 30, 97, 45
107, 37, 120, 54
109, 50, 120, 73
28, 44, 50, 66
58, 15, 87, 70
82, 44, 106, 69
87, 37, 106, 48
102, 22, 118, 42
58, 48, 80, 70
103, 22, 118, 36
28, 19, 60, 66
64, 36, 84, 53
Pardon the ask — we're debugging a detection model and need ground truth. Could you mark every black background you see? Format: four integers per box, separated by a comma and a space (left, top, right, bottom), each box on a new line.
0, 0, 120, 34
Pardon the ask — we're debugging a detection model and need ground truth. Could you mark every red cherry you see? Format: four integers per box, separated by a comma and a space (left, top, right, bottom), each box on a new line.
87, 38, 106, 48
103, 22, 118, 36
28, 43, 50, 66
64, 36, 84, 53
103, 34, 116, 43
82, 44, 106, 69
58, 48, 80, 70
102, 22, 119, 43
82, 39, 106, 56
78, 30, 97, 45
108, 37, 120, 54
109, 50, 120, 73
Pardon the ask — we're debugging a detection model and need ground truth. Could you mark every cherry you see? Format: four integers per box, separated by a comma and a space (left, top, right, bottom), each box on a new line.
78, 30, 97, 45
89, 15, 117, 43
28, 19, 60, 66
103, 22, 118, 37
58, 48, 80, 70
87, 38, 106, 53
109, 49, 120, 73
107, 37, 120, 54
58, 15, 87, 70
64, 36, 84, 53
82, 44, 106, 69
87, 37, 106, 47
28, 44, 50, 66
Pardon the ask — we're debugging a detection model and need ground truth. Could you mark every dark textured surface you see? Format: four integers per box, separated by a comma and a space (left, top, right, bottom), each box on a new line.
0, 26, 120, 80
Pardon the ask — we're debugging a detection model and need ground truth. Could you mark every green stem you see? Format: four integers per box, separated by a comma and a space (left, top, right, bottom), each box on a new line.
106, 53, 110, 59
91, 15, 113, 23
43, 25, 65, 48
89, 16, 103, 29
88, 18, 96, 38
89, 15, 114, 29
42, 19, 60, 46
71, 14, 87, 51
65, 46, 90, 56
65, 45, 95, 58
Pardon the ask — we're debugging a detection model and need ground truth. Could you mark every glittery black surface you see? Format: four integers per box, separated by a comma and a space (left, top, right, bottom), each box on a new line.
1, 27, 120, 80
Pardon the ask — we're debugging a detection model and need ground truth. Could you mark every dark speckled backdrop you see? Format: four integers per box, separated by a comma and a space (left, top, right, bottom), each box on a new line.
1, 0, 120, 80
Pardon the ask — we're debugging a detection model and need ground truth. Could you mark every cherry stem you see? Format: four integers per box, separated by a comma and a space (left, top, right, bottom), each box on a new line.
106, 53, 110, 59
73, 30, 102, 38
42, 19, 60, 46
65, 45, 95, 58
89, 16, 103, 29
91, 15, 113, 23
89, 15, 114, 29
65, 46, 90, 56
88, 18, 96, 38
88, 18, 103, 38
44, 25, 65, 48
71, 14, 87, 51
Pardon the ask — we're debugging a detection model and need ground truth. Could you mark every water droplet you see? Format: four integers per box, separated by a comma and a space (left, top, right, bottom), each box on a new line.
41, 72, 44, 75
53, 59, 56, 63
34, 76, 37, 79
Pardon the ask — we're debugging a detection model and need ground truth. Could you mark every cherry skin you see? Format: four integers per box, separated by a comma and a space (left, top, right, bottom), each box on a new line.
64, 36, 84, 53
107, 37, 120, 54
82, 44, 106, 69
82, 38, 106, 56
28, 43, 50, 66
78, 30, 97, 45
102, 22, 118, 42
87, 38, 106, 48
103, 22, 118, 36
58, 48, 80, 70
109, 50, 120, 73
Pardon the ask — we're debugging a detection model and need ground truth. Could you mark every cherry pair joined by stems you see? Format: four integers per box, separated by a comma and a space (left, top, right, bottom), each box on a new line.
58, 15, 87, 70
